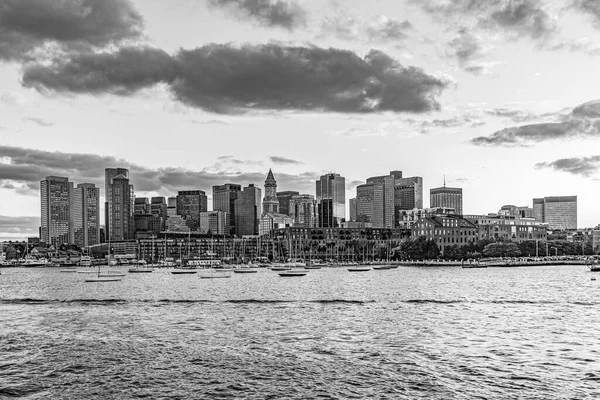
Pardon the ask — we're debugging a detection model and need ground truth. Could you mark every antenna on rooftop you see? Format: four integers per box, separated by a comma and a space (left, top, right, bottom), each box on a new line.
443, 175, 446, 187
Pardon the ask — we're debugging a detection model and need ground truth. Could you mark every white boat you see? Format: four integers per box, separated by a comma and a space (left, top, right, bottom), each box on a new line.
171, 269, 197, 275
79, 256, 92, 267
199, 271, 231, 279
19, 256, 48, 267
128, 260, 154, 273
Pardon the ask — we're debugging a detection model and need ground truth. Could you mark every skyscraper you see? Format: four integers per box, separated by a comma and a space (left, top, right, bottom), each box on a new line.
72, 183, 100, 248
289, 194, 317, 227
105, 168, 134, 241
277, 191, 300, 216
316, 173, 345, 228
213, 184, 242, 235
532, 196, 577, 230
430, 184, 463, 215
262, 169, 279, 214
234, 184, 261, 236
176, 190, 208, 231
40, 176, 73, 246
366, 174, 395, 228
349, 198, 357, 222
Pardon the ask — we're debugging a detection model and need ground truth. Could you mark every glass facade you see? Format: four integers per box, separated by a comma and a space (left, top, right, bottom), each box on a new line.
72, 183, 100, 248
316, 173, 345, 228
40, 176, 72, 246
176, 190, 208, 231
234, 184, 261, 237
213, 184, 242, 235
430, 186, 463, 215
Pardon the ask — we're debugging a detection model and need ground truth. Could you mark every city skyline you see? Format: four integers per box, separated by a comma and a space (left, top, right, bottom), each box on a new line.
2, 0, 600, 239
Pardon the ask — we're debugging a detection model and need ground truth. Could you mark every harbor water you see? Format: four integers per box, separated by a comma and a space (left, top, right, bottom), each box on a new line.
1, 265, 599, 399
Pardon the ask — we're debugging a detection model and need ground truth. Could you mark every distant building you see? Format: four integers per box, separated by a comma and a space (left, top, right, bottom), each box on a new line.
259, 213, 294, 236
40, 176, 73, 246
412, 214, 477, 254
349, 198, 357, 222
532, 196, 577, 230
262, 169, 280, 214
499, 205, 534, 219
395, 174, 423, 212
277, 191, 300, 216
167, 197, 177, 217
289, 194, 317, 228
105, 168, 134, 242
430, 185, 462, 215
166, 215, 190, 232
234, 184, 261, 236
316, 173, 345, 228
399, 207, 456, 229
176, 190, 208, 231
199, 211, 228, 235
72, 183, 100, 248
150, 197, 168, 229
213, 184, 242, 235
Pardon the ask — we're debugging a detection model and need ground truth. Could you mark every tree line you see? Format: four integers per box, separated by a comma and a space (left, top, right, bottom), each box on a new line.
392, 237, 595, 260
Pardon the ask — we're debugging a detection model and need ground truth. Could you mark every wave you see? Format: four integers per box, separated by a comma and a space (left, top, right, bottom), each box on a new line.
0, 298, 374, 306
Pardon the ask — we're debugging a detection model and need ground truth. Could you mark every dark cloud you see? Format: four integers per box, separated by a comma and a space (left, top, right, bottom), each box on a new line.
23, 117, 54, 127
535, 155, 600, 178
23, 46, 177, 95
572, 0, 600, 28
269, 156, 303, 165
414, 0, 556, 40
0, 215, 39, 236
472, 99, 600, 146
0, 0, 143, 61
0, 145, 320, 197
23, 44, 449, 114
208, 0, 306, 30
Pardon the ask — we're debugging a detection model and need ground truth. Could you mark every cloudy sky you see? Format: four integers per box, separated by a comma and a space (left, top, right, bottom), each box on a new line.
1, 0, 600, 240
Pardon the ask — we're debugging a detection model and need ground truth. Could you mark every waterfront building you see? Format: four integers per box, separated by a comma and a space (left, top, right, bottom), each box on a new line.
259, 213, 294, 236
40, 176, 73, 246
430, 184, 462, 215
176, 190, 208, 231
399, 207, 456, 229
234, 184, 261, 236
464, 214, 547, 242
72, 183, 100, 248
262, 169, 280, 214
277, 191, 300, 216
105, 168, 134, 242
199, 211, 228, 235
349, 198, 357, 222
316, 173, 346, 228
532, 196, 577, 230
411, 214, 477, 254
289, 194, 317, 228
213, 184, 242, 235
134, 214, 162, 238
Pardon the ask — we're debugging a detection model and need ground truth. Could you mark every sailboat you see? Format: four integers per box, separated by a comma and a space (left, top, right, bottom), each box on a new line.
199, 238, 232, 278
85, 265, 123, 282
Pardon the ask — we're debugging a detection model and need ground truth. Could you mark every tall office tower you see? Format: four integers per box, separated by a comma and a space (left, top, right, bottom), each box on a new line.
349, 198, 357, 221
532, 196, 577, 230
213, 184, 242, 235
72, 183, 100, 248
289, 194, 317, 227
40, 176, 73, 246
176, 190, 208, 231
199, 211, 228, 235
366, 174, 395, 228
167, 197, 177, 217
234, 184, 261, 236
105, 169, 134, 241
395, 174, 423, 226
134, 197, 149, 215
430, 184, 463, 215
150, 197, 168, 230
356, 184, 374, 223
316, 173, 346, 228
262, 169, 280, 214
277, 191, 300, 216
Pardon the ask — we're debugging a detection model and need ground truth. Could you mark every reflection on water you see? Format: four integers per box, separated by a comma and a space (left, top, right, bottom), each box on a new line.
1, 266, 599, 399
